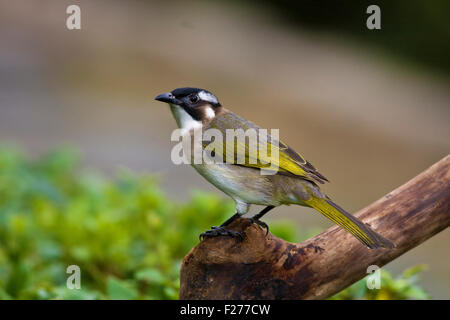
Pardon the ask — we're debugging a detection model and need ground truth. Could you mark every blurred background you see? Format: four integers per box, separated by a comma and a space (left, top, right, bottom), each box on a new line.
0, 0, 448, 299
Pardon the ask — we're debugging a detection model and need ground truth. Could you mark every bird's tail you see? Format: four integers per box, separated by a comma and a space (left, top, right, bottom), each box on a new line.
304, 197, 395, 249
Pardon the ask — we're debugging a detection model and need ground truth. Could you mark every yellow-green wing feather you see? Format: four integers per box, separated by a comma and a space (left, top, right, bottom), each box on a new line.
205, 112, 328, 183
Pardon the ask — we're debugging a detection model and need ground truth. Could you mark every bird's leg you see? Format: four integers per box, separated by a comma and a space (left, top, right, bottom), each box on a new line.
199, 213, 243, 240
250, 206, 275, 235
218, 212, 241, 227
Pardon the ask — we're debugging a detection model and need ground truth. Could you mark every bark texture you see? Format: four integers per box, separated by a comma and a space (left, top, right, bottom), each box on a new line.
180, 155, 450, 299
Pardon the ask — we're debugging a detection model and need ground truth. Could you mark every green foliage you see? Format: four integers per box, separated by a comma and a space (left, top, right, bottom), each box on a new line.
0, 147, 429, 299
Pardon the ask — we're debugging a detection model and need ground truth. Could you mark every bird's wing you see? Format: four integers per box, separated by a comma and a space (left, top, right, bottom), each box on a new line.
203, 112, 328, 184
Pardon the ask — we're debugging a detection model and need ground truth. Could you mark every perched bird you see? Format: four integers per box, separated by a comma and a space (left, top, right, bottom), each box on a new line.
155, 87, 394, 249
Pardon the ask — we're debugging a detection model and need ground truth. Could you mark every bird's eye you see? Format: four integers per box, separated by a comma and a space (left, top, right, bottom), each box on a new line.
189, 94, 199, 103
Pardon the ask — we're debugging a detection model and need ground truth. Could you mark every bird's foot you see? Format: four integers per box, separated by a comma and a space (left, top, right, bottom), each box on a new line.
199, 226, 244, 241
250, 218, 269, 236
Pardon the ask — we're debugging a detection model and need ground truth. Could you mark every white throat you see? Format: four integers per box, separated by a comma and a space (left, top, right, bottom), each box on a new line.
170, 104, 202, 132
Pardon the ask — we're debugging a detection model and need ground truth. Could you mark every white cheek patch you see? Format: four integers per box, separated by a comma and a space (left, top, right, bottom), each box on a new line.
198, 91, 218, 105
170, 104, 202, 132
204, 107, 215, 119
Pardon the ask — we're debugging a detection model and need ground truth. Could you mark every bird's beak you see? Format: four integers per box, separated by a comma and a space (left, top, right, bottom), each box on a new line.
155, 92, 181, 105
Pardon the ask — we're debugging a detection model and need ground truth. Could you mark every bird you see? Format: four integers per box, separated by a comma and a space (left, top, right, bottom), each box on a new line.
155, 87, 395, 249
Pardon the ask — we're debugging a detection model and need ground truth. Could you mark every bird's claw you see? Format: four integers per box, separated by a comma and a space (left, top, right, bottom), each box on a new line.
250, 218, 269, 236
199, 226, 244, 241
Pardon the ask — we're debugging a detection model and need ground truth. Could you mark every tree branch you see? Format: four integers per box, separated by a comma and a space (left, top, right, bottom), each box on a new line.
179, 155, 450, 299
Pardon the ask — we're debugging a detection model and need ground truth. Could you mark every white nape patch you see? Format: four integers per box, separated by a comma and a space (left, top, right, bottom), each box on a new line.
170, 104, 202, 132
204, 107, 215, 119
198, 91, 218, 105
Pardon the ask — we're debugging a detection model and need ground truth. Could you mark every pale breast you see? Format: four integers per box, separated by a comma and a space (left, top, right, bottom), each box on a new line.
191, 163, 279, 206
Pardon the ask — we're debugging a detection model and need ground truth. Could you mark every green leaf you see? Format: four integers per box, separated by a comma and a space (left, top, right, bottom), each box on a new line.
135, 268, 166, 285
404, 286, 430, 300
106, 277, 138, 300
53, 287, 101, 300
403, 264, 428, 279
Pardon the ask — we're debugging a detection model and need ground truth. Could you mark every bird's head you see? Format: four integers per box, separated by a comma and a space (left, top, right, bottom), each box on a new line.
155, 87, 221, 129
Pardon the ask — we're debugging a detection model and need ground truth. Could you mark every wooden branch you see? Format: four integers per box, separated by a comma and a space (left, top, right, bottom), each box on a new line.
179, 155, 450, 300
